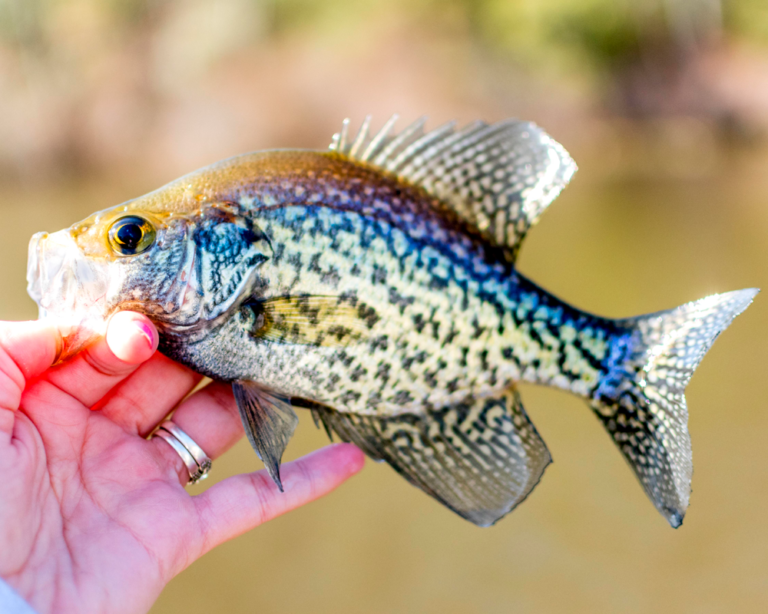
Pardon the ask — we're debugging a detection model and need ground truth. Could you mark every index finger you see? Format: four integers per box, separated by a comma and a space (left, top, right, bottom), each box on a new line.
0, 319, 61, 438
192, 444, 365, 558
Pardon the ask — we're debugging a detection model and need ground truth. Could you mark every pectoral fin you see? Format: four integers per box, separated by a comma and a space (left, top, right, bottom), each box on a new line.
232, 381, 299, 491
246, 296, 374, 346
308, 387, 552, 526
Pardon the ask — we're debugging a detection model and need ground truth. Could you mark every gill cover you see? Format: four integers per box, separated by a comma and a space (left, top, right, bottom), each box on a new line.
193, 205, 273, 321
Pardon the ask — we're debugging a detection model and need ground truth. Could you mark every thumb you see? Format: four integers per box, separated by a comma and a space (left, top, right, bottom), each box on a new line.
105, 311, 159, 364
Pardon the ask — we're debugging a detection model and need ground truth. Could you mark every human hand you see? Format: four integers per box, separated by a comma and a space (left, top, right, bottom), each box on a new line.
0, 313, 365, 614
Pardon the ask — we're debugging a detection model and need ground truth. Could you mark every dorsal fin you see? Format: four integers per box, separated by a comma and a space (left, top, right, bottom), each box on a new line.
329, 115, 577, 260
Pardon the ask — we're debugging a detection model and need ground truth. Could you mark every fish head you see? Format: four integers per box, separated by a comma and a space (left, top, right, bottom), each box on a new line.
27, 185, 273, 362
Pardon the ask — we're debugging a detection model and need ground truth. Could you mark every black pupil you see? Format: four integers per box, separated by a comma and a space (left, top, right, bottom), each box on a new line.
116, 221, 143, 248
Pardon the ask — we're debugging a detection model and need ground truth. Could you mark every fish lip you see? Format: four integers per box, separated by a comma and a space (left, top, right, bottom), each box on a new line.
27, 229, 111, 362
26, 231, 47, 314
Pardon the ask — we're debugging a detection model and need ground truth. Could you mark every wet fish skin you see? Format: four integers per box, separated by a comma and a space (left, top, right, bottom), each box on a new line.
162, 151, 611, 412
26, 117, 758, 528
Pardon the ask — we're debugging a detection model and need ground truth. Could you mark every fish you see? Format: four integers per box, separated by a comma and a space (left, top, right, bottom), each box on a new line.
26, 115, 758, 528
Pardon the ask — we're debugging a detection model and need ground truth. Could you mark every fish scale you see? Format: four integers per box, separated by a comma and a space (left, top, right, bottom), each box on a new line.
26, 115, 757, 527
230, 201, 610, 416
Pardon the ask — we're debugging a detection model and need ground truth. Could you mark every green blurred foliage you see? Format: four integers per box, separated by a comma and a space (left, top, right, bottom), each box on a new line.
725, 0, 768, 41
0, 0, 766, 79
264, 0, 768, 65
0, 0, 765, 51
0, 0, 764, 181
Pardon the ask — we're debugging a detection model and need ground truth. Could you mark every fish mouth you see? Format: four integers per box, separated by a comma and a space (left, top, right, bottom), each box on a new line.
27, 230, 110, 362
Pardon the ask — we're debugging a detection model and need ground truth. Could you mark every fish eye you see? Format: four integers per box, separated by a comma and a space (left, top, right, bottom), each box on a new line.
108, 216, 156, 256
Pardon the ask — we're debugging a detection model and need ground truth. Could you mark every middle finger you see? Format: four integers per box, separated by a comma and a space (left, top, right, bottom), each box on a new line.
97, 352, 202, 436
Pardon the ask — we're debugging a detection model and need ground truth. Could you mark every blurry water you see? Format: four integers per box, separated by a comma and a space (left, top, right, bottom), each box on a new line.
2, 138, 767, 614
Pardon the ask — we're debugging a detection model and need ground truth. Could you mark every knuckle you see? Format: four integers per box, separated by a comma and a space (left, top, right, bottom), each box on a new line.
0, 342, 28, 396
295, 458, 318, 499
83, 347, 131, 377
206, 383, 237, 416
248, 471, 275, 524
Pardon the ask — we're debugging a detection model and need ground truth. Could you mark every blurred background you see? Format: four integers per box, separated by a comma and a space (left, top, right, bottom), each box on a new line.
1, 0, 768, 612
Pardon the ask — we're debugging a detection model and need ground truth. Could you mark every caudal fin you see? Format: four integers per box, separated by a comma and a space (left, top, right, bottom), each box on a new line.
591, 288, 758, 527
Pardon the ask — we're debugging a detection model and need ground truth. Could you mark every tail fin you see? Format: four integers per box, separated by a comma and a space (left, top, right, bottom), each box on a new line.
591, 288, 758, 527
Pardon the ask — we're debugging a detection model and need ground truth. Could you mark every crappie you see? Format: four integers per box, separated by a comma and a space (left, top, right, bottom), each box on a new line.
26, 116, 757, 527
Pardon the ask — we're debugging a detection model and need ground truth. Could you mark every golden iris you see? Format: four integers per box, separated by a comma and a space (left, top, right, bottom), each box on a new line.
108, 216, 156, 256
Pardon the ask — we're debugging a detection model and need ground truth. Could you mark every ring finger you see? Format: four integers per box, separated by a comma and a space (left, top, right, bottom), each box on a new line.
148, 381, 245, 486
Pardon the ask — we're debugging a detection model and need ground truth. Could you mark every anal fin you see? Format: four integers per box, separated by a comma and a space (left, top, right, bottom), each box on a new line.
309, 387, 552, 526
232, 381, 299, 491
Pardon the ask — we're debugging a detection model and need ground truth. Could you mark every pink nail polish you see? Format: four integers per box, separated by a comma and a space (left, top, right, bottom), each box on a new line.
135, 321, 156, 349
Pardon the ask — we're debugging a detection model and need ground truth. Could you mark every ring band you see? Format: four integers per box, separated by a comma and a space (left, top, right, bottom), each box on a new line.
153, 420, 212, 485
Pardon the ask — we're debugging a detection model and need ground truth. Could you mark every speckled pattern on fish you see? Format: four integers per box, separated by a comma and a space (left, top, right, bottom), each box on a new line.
27, 116, 758, 528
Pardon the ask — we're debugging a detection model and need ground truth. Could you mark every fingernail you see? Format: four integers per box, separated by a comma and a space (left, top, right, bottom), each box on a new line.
134, 321, 157, 350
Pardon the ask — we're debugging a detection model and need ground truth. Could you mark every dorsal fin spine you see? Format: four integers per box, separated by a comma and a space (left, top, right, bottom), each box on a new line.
348, 115, 372, 159
405, 121, 481, 172
407, 121, 493, 181
397, 121, 458, 177
387, 121, 436, 170
361, 114, 398, 161
373, 116, 427, 166
337, 118, 350, 152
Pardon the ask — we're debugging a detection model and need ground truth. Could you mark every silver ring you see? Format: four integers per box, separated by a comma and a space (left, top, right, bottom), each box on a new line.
152, 420, 212, 485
